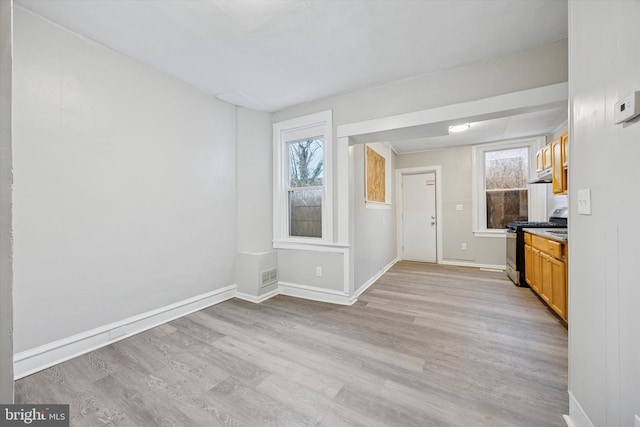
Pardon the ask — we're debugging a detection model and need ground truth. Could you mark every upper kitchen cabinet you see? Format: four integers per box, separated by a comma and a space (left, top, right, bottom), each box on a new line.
536, 132, 568, 194
561, 133, 568, 168
536, 144, 552, 173
551, 132, 568, 194
561, 133, 568, 193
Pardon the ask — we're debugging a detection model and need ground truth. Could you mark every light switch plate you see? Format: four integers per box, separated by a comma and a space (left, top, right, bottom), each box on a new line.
577, 189, 591, 215
455, 204, 463, 211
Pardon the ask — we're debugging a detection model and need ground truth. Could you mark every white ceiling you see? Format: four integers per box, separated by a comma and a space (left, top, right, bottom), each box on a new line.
17, 0, 568, 114
384, 106, 567, 154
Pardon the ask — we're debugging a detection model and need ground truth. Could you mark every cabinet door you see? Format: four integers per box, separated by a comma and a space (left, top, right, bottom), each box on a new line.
551, 139, 564, 194
525, 243, 533, 287
561, 133, 568, 168
542, 145, 552, 170
539, 252, 552, 303
530, 247, 541, 293
549, 257, 567, 321
562, 133, 569, 193
536, 150, 543, 173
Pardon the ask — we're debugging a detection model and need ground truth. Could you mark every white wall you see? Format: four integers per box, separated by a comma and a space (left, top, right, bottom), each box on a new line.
0, 0, 14, 403
353, 144, 397, 291
568, 1, 640, 426
236, 107, 274, 253
273, 40, 568, 126
396, 146, 508, 266
278, 249, 344, 293
12, 8, 237, 353
274, 41, 567, 288
235, 107, 277, 299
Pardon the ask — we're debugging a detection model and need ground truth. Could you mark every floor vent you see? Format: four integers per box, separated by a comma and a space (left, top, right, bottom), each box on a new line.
260, 268, 278, 287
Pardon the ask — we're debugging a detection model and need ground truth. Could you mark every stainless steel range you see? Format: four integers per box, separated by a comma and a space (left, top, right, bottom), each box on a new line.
506, 207, 568, 286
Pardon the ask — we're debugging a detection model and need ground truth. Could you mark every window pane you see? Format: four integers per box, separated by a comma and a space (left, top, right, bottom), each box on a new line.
485, 147, 529, 228
289, 189, 322, 238
486, 189, 528, 229
485, 147, 528, 190
289, 138, 323, 188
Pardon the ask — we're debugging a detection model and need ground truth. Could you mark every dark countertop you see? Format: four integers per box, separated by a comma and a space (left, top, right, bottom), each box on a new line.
524, 228, 568, 243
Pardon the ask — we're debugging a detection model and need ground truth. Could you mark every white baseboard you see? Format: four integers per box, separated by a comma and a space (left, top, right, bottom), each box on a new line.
353, 258, 398, 301
563, 415, 576, 427
13, 285, 237, 380
440, 260, 506, 270
278, 281, 353, 305
565, 391, 595, 427
13, 259, 405, 378
235, 288, 279, 304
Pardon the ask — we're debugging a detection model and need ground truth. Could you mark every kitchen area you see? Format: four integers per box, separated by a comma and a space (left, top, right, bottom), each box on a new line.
506, 132, 569, 323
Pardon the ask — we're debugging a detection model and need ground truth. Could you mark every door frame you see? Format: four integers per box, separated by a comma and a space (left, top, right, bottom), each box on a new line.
396, 166, 443, 264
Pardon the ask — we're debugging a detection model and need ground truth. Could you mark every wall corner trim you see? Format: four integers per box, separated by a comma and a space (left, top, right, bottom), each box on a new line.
353, 258, 398, 301
13, 284, 237, 380
565, 391, 595, 427
278, 281, 353, 306
440, 260, 506, 270
236, 288, 279, 304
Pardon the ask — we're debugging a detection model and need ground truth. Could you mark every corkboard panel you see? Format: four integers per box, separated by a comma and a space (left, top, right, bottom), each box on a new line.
366, 146, 386, 202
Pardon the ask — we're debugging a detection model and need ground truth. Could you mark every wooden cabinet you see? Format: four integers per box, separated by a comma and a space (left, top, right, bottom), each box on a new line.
548, 255, 567, 320
535, 132, 568, 194
551, 138, 564, 194
527, 244, 541, 293
561, 133, 568, 168
524, 243, 534, 290
561, 133, 568, 193
524, 232, 568, 322
551, 132, 568, 195
535, 145, 552, 173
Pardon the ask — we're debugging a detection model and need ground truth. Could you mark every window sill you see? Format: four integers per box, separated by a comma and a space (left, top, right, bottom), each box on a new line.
273, 240, 350, 252
365, 202, 392, 210
473, 230, 507, 238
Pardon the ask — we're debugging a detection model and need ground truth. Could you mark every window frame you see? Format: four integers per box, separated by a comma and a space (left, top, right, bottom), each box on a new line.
273, 110, 333, 247
471, 137, 543, 237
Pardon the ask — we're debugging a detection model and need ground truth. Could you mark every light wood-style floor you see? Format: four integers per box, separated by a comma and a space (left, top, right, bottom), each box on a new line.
16, 262, 568, 426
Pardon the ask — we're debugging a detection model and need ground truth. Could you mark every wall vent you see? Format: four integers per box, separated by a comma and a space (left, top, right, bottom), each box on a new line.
260, 268, 278, 288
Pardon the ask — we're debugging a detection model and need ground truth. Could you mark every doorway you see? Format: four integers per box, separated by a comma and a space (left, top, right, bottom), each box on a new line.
396, 166, 442, 264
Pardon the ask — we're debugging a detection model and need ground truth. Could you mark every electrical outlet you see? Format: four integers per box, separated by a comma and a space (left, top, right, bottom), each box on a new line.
461, 243, 467, 250
315, 266, 322, 277
456, 204, 463, 211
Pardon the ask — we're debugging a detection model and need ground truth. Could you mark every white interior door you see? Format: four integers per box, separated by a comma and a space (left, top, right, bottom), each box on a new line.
402, 172, 437, 262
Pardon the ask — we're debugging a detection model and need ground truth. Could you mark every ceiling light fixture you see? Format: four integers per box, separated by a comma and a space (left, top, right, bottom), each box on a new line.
448, 123, 471, 134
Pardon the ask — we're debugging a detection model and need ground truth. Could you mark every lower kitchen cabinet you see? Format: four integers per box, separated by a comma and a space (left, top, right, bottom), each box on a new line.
524, 232, 567, 322
524, 243, 534, 290
548, 255, 567, 319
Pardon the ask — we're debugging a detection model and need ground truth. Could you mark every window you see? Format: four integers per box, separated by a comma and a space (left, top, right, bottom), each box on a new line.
288, 138, 324, 238
484, 147, 528, 229
273, 111, 333, 246
472, 138, 542, 236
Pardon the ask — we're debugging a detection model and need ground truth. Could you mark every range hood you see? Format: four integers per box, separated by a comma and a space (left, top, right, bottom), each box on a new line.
529, 169, 552, 184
